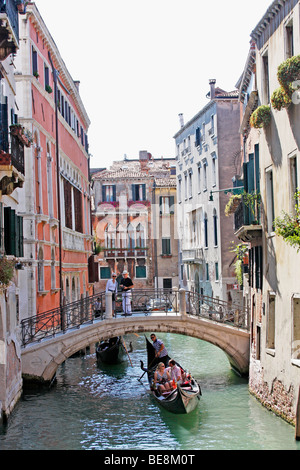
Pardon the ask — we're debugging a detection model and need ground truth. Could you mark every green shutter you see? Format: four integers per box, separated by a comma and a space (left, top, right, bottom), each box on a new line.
4, 207, 16, 256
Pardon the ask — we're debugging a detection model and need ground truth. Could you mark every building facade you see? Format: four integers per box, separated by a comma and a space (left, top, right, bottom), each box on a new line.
174, 81, 243, 304
14, 2, 93, 321
236, 0, 300, 425
91, 151, 178, 291
0, 0, 25, 423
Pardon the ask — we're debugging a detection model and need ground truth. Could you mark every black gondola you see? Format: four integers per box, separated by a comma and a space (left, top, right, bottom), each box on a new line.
142, 336, 201, 414
96, 337, 126, 364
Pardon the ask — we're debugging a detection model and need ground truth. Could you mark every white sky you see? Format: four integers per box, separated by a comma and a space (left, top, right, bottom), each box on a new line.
34, 0, 272, 169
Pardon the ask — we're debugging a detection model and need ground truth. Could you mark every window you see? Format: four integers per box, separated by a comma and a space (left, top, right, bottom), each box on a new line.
292, 295, 300, 360
100, 267, 111, 279
197, 164, 201, 193
203, 160, 207, 191
163, 278, 172, 289
211, 153, 217, 186
127, 224, 135, 250
215, 262, 219, 281
289, 155, 298, 214
136, 265, 147, 278
102, 185, 116, 202
188, 170, 193, 198
184, 172, 188, 200
162, 238, 171, 255
285, 19, 294, 59
266, 168, 275, 233
105, 224, 115, 249
136, 224, 145, 248
195, 127, 201, 147
4, 207, 23, 257
213, 209, 218, 246
160, 196, 174, 215
44, 64, 50, 90
266, 293, 276, 350
38, 247, 44, 292
132, 184, 146, 201
51, 248, 56, 290
204, 213, 208, 248
178, 177, 182, 203
206, 263, 209, 281
32, 47, 38, 77
262, 50, 270, 104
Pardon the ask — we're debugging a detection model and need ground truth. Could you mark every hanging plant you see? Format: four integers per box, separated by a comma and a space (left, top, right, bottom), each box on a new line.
271, 86, 293, 111
250, 105, 271, 129
0, 257, 15, 286
230, 242, 248, 286
277, 55, 300, 92
225, 194, 242, 216
274, 190, 300, 252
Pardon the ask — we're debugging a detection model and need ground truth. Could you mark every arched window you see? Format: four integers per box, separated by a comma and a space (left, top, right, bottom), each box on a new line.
136, 223, 145, 248
127, 223, 135, 250
116, 224, 126, 249
105, 224, 115, 249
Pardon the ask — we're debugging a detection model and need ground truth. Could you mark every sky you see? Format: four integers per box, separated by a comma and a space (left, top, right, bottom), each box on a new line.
34, 0, 273, 169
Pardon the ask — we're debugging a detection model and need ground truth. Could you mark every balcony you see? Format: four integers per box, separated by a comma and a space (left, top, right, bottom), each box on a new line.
0, 0, 21, 60
234, 199, 262, 242
103, 247, 148, 259
182, 248, 204, 264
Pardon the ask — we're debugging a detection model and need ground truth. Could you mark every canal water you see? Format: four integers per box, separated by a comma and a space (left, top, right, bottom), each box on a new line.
0, 333, 299, 451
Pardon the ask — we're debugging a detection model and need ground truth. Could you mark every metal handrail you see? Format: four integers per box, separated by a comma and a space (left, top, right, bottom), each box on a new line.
20, 289, 249, 347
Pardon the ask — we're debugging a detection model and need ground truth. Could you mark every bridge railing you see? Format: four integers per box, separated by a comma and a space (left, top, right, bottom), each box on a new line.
20, 288, 249, 347
185, 291, 249, 329
21, 292, 106, 347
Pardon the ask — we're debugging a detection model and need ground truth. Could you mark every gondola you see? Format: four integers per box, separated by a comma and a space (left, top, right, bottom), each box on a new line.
142, 336, 201, 414
96, 336, 126, 364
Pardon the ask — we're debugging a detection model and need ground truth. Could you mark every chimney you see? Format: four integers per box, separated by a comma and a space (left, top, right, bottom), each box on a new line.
178, 113, 184, 128
209, 79, 216, 100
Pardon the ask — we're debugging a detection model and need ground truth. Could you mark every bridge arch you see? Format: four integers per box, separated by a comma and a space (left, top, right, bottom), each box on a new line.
21, 315, 250, 384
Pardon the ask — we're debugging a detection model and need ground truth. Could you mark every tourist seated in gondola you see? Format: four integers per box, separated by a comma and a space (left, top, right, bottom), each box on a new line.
167, 359, 183, 385
153, 362, 173, 395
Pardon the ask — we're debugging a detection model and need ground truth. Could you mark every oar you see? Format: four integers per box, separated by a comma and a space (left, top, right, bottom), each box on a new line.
138, 356, 156, 382
122, 338, 133, 368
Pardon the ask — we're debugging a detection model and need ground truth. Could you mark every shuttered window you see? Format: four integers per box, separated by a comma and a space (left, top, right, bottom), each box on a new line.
4, 207, 23, 257
132, 184, 146, 201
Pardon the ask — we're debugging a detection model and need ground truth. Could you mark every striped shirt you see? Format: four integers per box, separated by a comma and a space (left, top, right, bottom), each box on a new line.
152, 339, 168, 358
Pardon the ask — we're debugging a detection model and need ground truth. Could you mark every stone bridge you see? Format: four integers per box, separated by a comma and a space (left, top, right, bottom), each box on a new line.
21, 289, 250, 383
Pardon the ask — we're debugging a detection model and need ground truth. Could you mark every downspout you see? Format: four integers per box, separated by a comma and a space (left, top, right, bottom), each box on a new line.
48, 52, 63, 311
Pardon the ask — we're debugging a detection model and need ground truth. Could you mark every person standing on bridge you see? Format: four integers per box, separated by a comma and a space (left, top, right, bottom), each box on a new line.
106, 272, 118, 317
150, 334, 170, 367
120, 270, 134, 316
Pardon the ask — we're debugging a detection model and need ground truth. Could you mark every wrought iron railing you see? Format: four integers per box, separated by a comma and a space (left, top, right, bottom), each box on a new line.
0, 0, 20, 43
185, 291, 249, 329
20, 289, 249, 347
21, 292, 106, 347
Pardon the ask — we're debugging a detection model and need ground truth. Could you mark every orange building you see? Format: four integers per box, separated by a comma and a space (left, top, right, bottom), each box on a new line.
15, 3, 93, 319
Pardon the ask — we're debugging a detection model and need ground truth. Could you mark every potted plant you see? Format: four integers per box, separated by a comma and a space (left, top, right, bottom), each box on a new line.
0, 257, 16, 286
45, 85, 53, 94
250, 105, 271, 129
225, 194, 242, 217
230, 242, 249, 286
271, 55, 300, 111
274, 190, 300, 252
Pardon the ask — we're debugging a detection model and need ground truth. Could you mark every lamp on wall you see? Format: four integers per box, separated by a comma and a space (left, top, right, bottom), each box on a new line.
209, 186, 244, 201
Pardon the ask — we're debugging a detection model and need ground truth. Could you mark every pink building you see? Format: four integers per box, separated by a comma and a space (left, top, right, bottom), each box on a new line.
15, 3, 93, 319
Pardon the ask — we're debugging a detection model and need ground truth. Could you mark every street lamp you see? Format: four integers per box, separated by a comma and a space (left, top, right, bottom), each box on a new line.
209, 186, 244, 201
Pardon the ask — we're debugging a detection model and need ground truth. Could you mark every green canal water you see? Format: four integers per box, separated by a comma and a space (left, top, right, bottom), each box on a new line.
0, 333, 299, 451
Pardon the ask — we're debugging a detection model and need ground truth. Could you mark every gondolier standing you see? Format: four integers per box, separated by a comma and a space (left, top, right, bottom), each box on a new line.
120, 270, 134, 316
150, 334, 171, 367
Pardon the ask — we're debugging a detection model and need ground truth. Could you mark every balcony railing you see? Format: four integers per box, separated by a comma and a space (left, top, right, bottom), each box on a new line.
234, 199, 262, 242
0, 0, 20, 47
104, 247, 148, 258
182, 248, 204, 264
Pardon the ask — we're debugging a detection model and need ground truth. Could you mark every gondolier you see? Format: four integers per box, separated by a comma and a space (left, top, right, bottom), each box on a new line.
150, 334, 170, 367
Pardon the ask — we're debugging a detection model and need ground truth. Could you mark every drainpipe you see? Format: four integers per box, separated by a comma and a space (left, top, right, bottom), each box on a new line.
48, 52, 63, 311
152, 178, 158, 289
